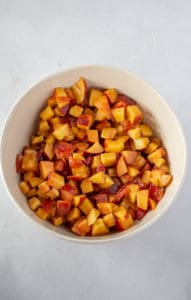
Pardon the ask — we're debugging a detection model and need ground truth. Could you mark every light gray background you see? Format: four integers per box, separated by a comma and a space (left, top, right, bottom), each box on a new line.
0, 1, 190, 299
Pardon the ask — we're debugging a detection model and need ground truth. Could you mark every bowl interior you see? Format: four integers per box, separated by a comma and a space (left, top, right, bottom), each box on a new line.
0, 66, 186, 243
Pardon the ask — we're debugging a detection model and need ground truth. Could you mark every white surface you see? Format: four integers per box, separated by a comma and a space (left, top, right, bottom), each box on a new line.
0, 0, 190, 299
1, 65, 187, 243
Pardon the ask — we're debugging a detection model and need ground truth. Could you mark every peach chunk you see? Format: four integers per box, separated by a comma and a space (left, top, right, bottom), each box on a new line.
95, 95, 112, 120
71, 77, 87, 104
89, 88, 103, 107
92, 218, 109, 236
72, 217, 90, 236
77, 114, 93, 131
47, 172, 65, 189
116, 156, 128, 177
126, 105, 143, 124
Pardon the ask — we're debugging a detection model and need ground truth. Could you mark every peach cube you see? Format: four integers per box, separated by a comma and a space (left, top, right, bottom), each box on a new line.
79, 198, 94, 215
39, 161, 54, 179
104, 140, 125, 153
77, 114, 93, 131
28, 197, 41, 210
101, 152, 117, 167
87, 208, 100, 225
40, 106, 54, 121
137, 189, 149, 210
104, 88, 117, 104
111, 107, 125, 122
126, 105, 143, 124
92, 218, 109, 236
53, 123, 71, 141
80, 179, 93, 193
69, 105, 84, 117
89, 88, 103, 107
87, 129, 99, 143
47, 172, 65, 189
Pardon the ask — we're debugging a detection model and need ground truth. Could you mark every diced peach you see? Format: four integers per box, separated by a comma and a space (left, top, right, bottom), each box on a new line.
126, 105, 143, 124
36, 207, 49, 220
132, 153, 146, 169
54, 160, 65, 172
67, 208, 81, 222
116, 124, 124, 135
152, 157, 166, 167
115, 213, 134, 231
95, 109, 105, 121
47, 172, 65, 189
45, 134, 56, 144
39, 161, 54, 179
55, 96, 71, 109
104, 140, 124, 153
28, 177, 43, 187
147, 147, 166, 163
31, 135, 44, 145
47, 97, 56, 107
86, 142, 104, 154
144, 139, 161, 154
79, 198, 94, 215
89, 88, 103, 107
53, 123, 71, 141
122, 152, 136, 166
54, 141, 76, 160
116, 156, 128, 177
56, 200, 71, 216
38, 181, 50, 194
149, 198, 157, 210
22, 150, 38, 172
52, 216, 66, 226
89, 171, 106, 184
160, 174, 172, 187
40, 106, 54, 121
101, 128, 117, 140
95, 95, 112, 120
99, 175, 114, 188
140, 124, 153, 137
87, 129, 99, 143
128, 166, 139, 177
60, 189, 74, 202
44, 143, 54, 160
46, 188, 59, 199
134, 137, 150, 150
100, 152, 117, 167
38, 120, 50, 136
104, 88, 117, 104
97, 203, 113, 215
92, 218, 109, 236
53, 87, 67, 98
83, 107, 95, 116
72, 217, 90, 236
28, 197, 41, 210
73, 194, 86, 207
126, 184, 139, 203
77, 114, 93, 131
128, 127, 141, 139
91, 155, 101, 169
137, 189, 149, 210
71, 77, 87, 104
103, 213, 115, 227
95, 120, 111, 132
54, 107, 65, 117
150, 170, 165, 186
80, 179, 93, 193
75, 129, 86, 141
113, 206, 127, 218
19, 181, 30, 194
69, 105, 84, 117
71, 165, 90, 179
26, 188, 37, 198
141, 170, 151, 185
111, 107, 125, 122
87, 208, 100, 225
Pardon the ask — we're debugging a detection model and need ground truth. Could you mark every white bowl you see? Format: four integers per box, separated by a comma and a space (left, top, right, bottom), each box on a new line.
0, 65, 187, 243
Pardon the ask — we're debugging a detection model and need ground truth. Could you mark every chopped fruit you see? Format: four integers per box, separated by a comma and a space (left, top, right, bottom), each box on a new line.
77, 114, 93, 130
69, 105, 84, 117
134, 137, 150, 150
79, 198, 94, 215
52, 216, 66, 226
89, 88, 103, 107
19, 181, 30, 194
71, 77, 87, 104
122, 151, 137, 164
44, 143, 54, 160
40, 106, 54, 121
53, 123, 71, 141
39, 161, 54, 179
53, 87, 67, 98
95, 95, 112, 120
67, 208, 81, 222
92, 218, 109, 236
86, 142, 104, 154
103, 213, 115, 227
28, 197, 41, 210
89, 171, 106, 184
126, 105, 143, 124
104, 88, 117, 104
126, 184, 139, 203
22, 150, 38, 172
149, 198, 157, 210
127, 166, 140, 177
101, 128, 117, 139
87, 208, 100, 225
104, 140, 124, 152
87, 129, 99, 143
101, 152, 117, 167
99, 175, 114, 188
80, 179, 93, 193
111, 107, 125, 122
16, 78, 172, 236
72, 217, 90, 236
56, 200, 71, 216
97, 203, 113, 215
147, 147, 166, 163
28, 177, 43, 187
140, 124, 153, 136
116, 156, 128, 177
47, 172, 65, 189
36, 207, 49, 220
128, 127, 141, 139
137, 189, 149, 210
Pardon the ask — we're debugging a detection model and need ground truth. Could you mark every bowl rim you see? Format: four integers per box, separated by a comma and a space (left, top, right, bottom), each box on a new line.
0, 64, 188, 244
